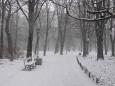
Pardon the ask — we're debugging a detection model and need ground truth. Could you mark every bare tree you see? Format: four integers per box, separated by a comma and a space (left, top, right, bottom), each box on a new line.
35, 18, 41, 56
14, 7, 19, 57
0, 0, 7, 59
65, 0, 111, 60
5, 0, 14, 61
53, 0, 69, 55
16, 0, 45, 58
110, 0, 115, 56
44, 1, 49, 56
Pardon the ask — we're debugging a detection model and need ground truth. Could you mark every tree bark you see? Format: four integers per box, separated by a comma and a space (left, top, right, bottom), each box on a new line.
110, 18, 115, 56
55, 31, 60, 54
96, 23, 104, 60
35, 28, 40, 55
14, 7, 19, 57
26, 0, 35, 58
59, 27, 63, 55
94, 0, 105, 60
60, 13, 68, 55
110, 36, 115, 56
97, 36, 104, 60
82, 31, 87, 57
5, 5, 14, 61
44, 2, 49, 56
104, 28, 107, 55
0, 0, 5, 59
78, 0, 88, 57
110, 0, 115, 56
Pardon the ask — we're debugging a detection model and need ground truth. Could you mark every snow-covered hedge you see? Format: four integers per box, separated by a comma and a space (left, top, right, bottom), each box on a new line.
77, 55, 115, 86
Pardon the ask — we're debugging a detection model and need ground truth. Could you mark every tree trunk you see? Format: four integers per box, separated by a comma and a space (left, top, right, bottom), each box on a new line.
0, 0, 5, 59
60, 40, 63, 55
55, 31, 60, 54
60, 30, 63, 55
95, 1, 105, 60
27, 33, 33, 57
110, 0, 115, 56
86, 40, 89, 55
44, 2, 49, 56
78, 0, 88, 57
96, 24, 104, 60
5, 6, 14, 61
55, 4, 64, 55
35, 28, 40, 55
26, 0, 35, 58
97, 36, 104, 60
110, 18, 115, 56
104, 29, 107, 55
110, 37, 115, 56
60, 13, 68, 55
82, 32, 87, 57
14, 7, 19, 57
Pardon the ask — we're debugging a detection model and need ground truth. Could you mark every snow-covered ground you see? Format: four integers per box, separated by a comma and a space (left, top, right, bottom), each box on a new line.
0, 52, 97, 86
78, 51, 115, 86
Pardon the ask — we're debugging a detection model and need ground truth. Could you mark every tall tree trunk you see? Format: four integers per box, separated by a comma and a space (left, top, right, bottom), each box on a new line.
86, 38, 89, 55
59, 16, 63, 55
5, 5, 14, 61
55, 31, 60, 54
110, 0, 115, 56
55, 4, 64, 55
35, 28, 40, 55
78, 0, 87, 57
96, 23, 104, 60
60, 13, 68, 55
82, 31, 87, 57
97, 36, 104, 60
44, 2, 49, 56
94, 0, 105, 60
110, 18, 115, 56
104, 28, 107, 55
0, 0, 5, 59
110, 36, 115, 56
14, 8, 19, 57
80, 32, 82, 52
26, 0, 35, 58
54, 7, 60, 54
60, 29, 63, 55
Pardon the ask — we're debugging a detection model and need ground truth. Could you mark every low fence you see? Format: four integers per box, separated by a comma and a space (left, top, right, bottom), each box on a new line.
76, 57, 100, 84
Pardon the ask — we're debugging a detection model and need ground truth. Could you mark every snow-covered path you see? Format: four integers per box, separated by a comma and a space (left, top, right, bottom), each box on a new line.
0, 54, 97, 86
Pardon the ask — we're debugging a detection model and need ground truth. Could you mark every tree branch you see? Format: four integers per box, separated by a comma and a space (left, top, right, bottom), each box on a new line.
34, 0, 46, 23
50, 0, 115, 22
87, 10, 108, 14
16, 0, 29, 22
49, 0, 66, 8
11, 1, 28, 16
66, 8, 112, 22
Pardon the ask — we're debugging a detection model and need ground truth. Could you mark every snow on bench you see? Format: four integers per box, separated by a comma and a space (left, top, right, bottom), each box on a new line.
24, 57, 36, 71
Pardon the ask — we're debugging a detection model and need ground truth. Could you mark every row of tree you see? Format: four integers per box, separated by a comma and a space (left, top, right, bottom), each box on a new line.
66, 0, 115, 60
0, 0, 115, 61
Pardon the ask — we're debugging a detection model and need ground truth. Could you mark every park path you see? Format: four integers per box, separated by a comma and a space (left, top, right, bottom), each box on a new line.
0, 53, 97, 86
